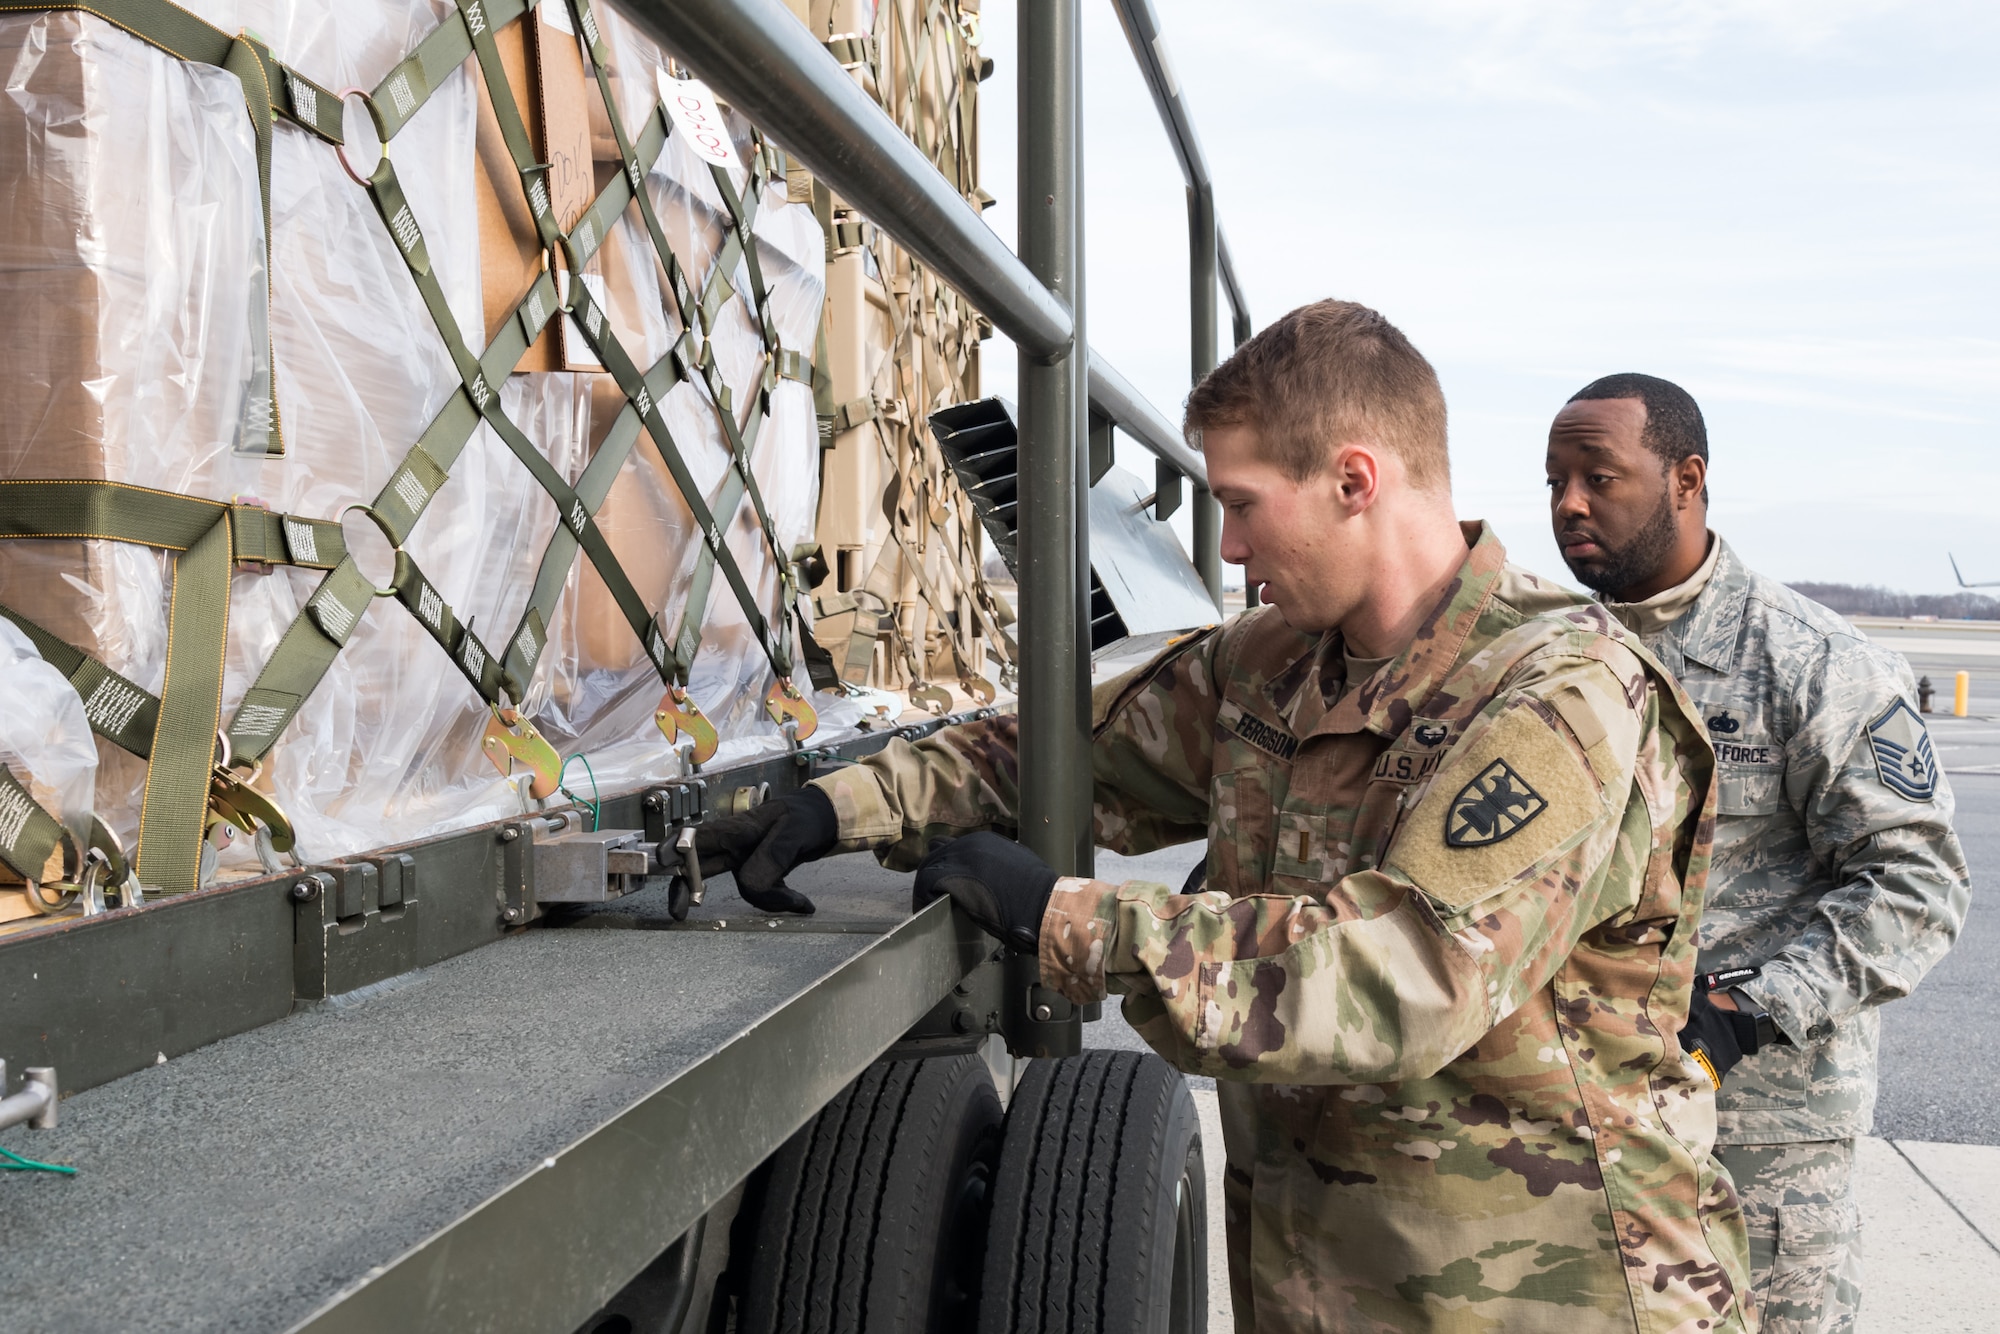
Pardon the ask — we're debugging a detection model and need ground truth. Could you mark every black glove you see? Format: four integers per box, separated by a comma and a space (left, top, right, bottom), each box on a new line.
912, 832, 1059, 954
694, 787, 839, 915
1681, 989, 1763, 1087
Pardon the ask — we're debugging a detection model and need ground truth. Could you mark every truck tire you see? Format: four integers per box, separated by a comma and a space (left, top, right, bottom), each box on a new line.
979, 1051, 1205, 1334
739, 1052, 1003, 1334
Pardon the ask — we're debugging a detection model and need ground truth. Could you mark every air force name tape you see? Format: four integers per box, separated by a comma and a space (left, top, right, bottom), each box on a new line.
1867, 698, 1937, 802
1446, 758, 1547, 847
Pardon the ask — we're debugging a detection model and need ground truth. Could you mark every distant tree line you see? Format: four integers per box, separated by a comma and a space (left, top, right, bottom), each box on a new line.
1790, 582, 2000, 621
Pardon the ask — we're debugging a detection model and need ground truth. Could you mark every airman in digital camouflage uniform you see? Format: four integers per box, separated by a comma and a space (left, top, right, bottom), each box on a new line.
1547, 373, 1970, 1334
705, 303, 1753, 1331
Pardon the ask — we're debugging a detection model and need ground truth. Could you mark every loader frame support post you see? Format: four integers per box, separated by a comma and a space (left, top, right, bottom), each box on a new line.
1009, 0, 1088, 1058
1189, 183, 1222, 608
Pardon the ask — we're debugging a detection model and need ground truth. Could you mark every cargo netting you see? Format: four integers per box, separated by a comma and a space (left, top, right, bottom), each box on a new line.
0, 0, 1010, 919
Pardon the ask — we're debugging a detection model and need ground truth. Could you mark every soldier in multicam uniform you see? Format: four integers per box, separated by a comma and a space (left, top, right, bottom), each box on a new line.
705, 303, 1754, 1331
1546, 372, 1970, 1334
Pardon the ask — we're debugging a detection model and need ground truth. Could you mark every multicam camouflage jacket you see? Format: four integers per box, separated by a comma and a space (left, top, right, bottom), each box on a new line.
1626, 536, 1969, 1143
815, 523, 1755, 1333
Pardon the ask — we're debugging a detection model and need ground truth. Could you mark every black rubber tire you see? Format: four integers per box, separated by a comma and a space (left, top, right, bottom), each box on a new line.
979, 1051, 1206, 1334
738, 1053, 1003, 1334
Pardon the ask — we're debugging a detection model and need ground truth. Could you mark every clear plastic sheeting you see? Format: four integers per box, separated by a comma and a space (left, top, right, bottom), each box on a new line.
0, 618, 98, 862
0, 0, 832, 871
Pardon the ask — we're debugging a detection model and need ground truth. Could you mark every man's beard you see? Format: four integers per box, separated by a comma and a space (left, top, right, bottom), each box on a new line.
1562, 491, 1680, 598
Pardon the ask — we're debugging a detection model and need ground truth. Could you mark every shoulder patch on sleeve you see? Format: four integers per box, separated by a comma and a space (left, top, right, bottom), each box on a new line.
1867, 698, 1937, 802
1389, 699, 1607, 914
1446, 760, 1546, 846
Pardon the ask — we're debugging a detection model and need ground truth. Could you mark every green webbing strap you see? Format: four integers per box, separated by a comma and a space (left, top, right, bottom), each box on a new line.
566, 281, 792, 677
0, 482, 336, 567
453, 0, 565, 257
0, 763, 68, 885
220, 242, 550, 762
357, 152, 672, 702
0, 491, 344, 768
133, 513, 231, 895
389, 551, 512, 703
225, 561, 377, 760
269, 54, 342, 144
0, 478, 221, 548
503, 351, 684, 690
368, 0, 531, 140
0, 605, 161, 758
812, 318, 836, 446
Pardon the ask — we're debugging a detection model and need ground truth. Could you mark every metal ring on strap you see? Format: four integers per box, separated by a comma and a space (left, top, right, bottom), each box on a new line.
338, 504, 405, 599
18, 827, 84, 918
335, 88, 388, 189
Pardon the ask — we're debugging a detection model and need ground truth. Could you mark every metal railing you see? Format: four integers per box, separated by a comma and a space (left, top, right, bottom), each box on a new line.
1110, 0, 1253, 345
620, 0, 1252, 1042
1110, 0, 1254, 601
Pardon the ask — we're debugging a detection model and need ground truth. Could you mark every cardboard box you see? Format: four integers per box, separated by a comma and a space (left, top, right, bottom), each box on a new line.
473, 3, 596, 370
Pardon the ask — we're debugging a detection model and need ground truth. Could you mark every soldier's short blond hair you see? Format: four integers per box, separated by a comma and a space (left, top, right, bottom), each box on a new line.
1185, 299, 1450, 492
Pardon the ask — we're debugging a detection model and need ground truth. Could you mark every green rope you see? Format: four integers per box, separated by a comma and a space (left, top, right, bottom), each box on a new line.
0, 1142, 78, 1175
558, 753, 601, 832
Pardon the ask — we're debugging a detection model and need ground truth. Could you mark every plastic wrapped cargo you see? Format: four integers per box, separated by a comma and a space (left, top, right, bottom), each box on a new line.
0, 0, 833, 890
0, 618, 99, 920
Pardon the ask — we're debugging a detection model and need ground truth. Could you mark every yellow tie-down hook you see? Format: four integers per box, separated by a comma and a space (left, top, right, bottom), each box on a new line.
656, 685, 720, 765
765, 676, 819, 741
208, 764, 298, 856
481, 704, 564, 800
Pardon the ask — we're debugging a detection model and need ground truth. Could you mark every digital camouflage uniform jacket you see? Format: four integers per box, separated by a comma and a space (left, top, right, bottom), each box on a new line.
1632, 537, 1969, 1143
814, 524, 1754, 1332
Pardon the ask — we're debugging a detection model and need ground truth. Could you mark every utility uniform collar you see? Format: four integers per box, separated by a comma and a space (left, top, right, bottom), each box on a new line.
1666, 535, 1752, 673
1264, 521, 1508, 741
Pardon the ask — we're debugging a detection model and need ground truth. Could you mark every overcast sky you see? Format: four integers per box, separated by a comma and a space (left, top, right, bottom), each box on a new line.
975, 1, 1998, 595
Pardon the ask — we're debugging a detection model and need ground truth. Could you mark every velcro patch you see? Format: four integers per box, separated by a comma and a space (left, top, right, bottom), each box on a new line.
1388, 699, 1606, 914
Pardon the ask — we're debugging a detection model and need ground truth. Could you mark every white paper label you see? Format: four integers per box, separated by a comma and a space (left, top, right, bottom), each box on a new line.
657, 73, 740, 169
556, 270, 608, 371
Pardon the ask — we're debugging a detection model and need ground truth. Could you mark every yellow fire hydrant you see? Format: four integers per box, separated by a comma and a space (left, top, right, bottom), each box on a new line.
1955, 670, 1970, 718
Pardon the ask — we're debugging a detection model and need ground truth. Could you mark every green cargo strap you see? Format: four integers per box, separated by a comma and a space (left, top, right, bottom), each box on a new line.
453, 0, 565, 256
0, 605, 162, 758
794, 600, 842, 693
134, 513, 231, 895
773, 347, 816, 387
563, 22, 812, 682
0, 477, 238, 891
829, 217, 872, 254
812, 318, 837, 446
368, 0, 530, 140
565, 281, 792, 678
832, 397, 877, 433
824, 32, 874, 69
0, 763, 69, 885
0, 482, 333, 565
357, 156, 667, 699
390, 551, 512, 704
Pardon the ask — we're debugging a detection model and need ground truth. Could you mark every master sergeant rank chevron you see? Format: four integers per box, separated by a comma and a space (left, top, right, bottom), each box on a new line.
1446, 758, 1547, 847
1866, 698, 1937, 801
